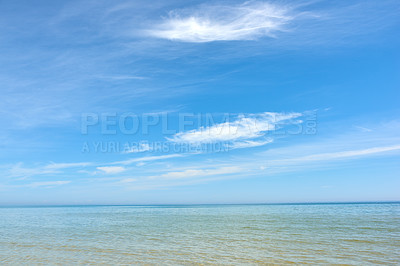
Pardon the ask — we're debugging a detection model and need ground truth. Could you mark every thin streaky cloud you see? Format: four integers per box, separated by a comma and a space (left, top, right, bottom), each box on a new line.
6, 162, 91, 179
168, 112, 301, 144
353, 125, 373, 132
97, 166, 126, 174
149, 166, 242, 180
28, 181, 71, 188
44, 162, 92, 170
228, 138, 274, 149
112, 154, 184, 166
146, 1, 297, 42
276, 144, 400, 163
123, 143, 151, 154
248, 144, 400, 175
113, 142, 400, 191
96, 75, 148, 81
149, 144, 400, 186
119, 178, 137, 183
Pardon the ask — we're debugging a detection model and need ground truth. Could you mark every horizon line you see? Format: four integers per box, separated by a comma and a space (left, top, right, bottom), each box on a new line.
1, 201, 399, 208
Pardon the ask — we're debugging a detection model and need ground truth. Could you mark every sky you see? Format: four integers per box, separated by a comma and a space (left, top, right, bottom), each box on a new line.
0, 0, 399, 205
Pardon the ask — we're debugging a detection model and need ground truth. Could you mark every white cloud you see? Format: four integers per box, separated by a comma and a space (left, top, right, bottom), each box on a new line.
7, 162, 91, 179
281, 145, 400, 163
28, 181, 71, 188
353, 125, 372, 132
147, 1, 295, 42
168, 112, 301, 145
119, 178, 137, 183
112, 122, 400, 189
115, 143, 400, 190
160, 144, 400, 181
252, 144, 400, 175
123, 142, 151, 154
113, 154, 183, 165
44, 162, 91, 170
8, 163, 55, 178
97, 166, 126, 174
97, 75, 147, 81
229, 138, 273, 149
150, 166, 241, 180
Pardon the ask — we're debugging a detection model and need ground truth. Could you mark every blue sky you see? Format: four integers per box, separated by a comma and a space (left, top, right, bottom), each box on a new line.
0, 0, 399, 205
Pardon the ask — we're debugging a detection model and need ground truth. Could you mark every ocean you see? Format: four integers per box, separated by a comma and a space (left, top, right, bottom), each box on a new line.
1, 203, 399, 265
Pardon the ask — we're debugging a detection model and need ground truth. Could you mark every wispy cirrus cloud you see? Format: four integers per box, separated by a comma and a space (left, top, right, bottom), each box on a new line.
28, 181, 71, 188
44, 162, 92, 170
123, 142, 151, 154
97, 166, 126, 174
147, 1, 298, 42
168, 112, 301, 146
229, 138, 274, 149
112, 154, 184, 166
269, 145, 400, 165
7, 162, 91, 179
149, 166, 242, 180
144, 144, 400, 187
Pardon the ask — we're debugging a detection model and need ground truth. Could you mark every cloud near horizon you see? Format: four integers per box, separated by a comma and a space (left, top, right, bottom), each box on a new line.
28, 181, 71, 188
149, 166, 242, 180
277, 145, 400, 164
7, 162, 91, 179
146, 1, 297, 42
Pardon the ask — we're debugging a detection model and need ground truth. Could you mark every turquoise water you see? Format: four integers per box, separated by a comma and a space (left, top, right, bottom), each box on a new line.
1, 203, 399, 265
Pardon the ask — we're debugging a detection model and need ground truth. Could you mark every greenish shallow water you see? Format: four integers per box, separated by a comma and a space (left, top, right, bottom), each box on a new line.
0, 203, 399, 265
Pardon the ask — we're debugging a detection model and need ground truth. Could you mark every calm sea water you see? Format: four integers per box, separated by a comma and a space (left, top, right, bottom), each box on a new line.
0, 203, 399, 265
